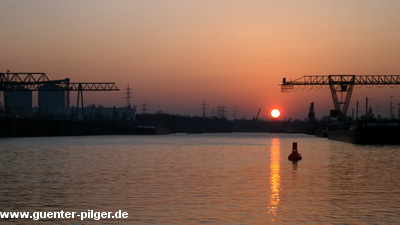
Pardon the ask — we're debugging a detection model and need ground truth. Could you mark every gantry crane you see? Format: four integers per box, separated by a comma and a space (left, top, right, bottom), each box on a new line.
281, 75, 400, 117
0, 72, 119, 117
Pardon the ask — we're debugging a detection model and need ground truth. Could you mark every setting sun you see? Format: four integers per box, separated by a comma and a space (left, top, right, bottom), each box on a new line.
271, 109, 281, 118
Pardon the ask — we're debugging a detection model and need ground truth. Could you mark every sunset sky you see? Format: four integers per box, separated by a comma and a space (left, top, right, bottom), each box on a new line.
2, 0, 400, 119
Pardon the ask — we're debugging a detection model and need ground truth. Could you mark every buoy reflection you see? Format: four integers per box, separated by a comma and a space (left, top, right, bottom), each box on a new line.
268, 138, 281, 216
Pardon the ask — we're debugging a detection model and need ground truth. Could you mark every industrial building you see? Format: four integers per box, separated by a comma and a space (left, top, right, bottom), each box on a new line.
38, 84, 66, 109
5, 87, 32, 117
31, 106, 136, 121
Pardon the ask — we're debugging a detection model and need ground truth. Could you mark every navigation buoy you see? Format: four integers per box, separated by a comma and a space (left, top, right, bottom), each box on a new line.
288, 142, 302, 161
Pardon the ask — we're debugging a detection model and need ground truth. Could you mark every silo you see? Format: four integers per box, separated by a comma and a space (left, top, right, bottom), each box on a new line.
38, 84, 66, 109
5, 87, 32, 117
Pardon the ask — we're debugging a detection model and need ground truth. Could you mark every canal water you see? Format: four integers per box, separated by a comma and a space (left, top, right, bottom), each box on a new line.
1, 133, 399, 224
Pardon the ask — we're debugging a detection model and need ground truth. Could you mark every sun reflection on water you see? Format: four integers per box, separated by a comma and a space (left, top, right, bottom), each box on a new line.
268, 138, 281, 218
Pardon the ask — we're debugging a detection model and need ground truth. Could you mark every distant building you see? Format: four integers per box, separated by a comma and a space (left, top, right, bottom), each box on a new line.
32, 106, 136, 121
5, 87, 32, 117
80, 106, 136, 121
38, 84, 66, 109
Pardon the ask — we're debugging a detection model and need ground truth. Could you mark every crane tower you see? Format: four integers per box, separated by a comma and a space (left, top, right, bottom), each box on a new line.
281, 75, 400, 117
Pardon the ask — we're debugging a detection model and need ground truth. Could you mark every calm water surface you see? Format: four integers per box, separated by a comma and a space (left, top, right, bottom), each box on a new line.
1, 133, 400, 224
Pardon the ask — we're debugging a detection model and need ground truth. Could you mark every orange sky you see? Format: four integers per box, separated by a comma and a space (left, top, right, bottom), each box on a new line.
1, 0, 400, 119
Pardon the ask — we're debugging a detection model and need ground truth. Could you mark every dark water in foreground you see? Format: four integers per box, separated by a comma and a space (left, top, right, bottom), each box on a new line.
0, 133, 399, 224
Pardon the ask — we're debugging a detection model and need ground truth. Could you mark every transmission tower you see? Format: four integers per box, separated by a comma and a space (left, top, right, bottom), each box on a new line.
124, 84, 133, 108
232, 106, 238, 120
141, 101, 148, 114
199, 100, 209, 117
281, 75, 400, 117
217, 104, 228, 118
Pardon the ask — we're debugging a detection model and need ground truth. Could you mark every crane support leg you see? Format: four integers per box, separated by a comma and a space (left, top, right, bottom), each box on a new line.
328, 76, 355, 116
343, 80, 355, 116
76, 83, 84, 120
329, 80, 340, 115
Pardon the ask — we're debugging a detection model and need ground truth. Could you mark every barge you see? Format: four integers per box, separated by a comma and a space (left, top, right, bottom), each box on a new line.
328, 120, 400, 145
